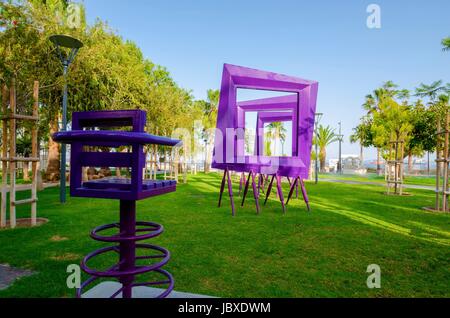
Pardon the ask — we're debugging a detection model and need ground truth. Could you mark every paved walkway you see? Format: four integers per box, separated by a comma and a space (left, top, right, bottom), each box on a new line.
320, 179, 436, 191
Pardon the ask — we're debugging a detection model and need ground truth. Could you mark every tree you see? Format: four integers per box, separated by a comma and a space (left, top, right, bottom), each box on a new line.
371, 95, 413, 175
315, 125, 338, 172
267, 122, 287, 156
442, 37, 450, 51
1, 1, 199, 181
350, 116, 373, 166
200, 89, 219, 173
17, 130, 32, 181
415, 80, 446, 103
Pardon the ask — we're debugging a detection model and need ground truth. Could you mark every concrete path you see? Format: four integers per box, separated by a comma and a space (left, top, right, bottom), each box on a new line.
82, 282, 215, 298
320, 179, 436, 191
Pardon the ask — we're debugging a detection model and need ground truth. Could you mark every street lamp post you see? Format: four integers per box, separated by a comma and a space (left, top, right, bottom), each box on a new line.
314, 113, 323, 184
49, 35, 83, 204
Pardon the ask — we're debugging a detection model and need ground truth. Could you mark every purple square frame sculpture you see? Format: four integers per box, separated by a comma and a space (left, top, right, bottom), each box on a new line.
52, 110, 181, 298
212, 64, 318, 215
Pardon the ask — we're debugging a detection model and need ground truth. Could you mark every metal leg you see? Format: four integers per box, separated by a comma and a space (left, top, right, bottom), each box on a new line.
241, 172, 251, 207
218, 169, 227, 207
299, 178, 310, 211
258, 174, 265, 194
251, 172, 260, 214
77, 200, 174, 298
286, 177, 299, 206
119, 200, 136, 298
264, 175, 275, 205
226, 169, 235, 216
276, 174, 286, 213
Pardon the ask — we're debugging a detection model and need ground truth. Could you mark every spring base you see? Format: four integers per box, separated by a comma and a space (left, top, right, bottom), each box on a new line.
76, 200, 174, 298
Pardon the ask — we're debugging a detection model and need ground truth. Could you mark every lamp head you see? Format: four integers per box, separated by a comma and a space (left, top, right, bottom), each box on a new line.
49, 35, 83, 49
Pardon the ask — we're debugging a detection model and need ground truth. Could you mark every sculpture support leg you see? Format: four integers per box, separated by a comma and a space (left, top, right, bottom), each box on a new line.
251, 172, 260, 214
226, 169, 235, 216
218, 170, 226, 207
286, 177, 299, 206
241, 172, 251, 207
276, 174, 286, 213
264, 175, 275, 205
119, 200, 136, 298
299, 178, 310, 211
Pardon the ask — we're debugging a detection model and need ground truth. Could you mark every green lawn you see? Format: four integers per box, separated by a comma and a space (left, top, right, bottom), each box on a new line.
320, 173, 439, 187
0, 173, 449, 298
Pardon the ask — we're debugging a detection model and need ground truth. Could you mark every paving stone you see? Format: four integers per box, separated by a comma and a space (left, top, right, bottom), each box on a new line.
0, 264, 35, 290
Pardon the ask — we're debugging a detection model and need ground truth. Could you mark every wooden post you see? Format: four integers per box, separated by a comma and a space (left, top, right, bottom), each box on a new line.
31, 81, 39, 226
9, 79, 16, 228
1, 85, 8, 228
436, 117, 441, 211
443, 113, 450, 212
399, 141, 404, 196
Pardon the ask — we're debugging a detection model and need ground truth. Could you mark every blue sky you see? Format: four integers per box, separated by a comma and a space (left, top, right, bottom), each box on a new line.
83, 0, 450, 159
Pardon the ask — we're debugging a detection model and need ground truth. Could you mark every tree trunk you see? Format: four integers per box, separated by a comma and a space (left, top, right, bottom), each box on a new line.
23, 162, 29, 181
320, 148, 326, 172
204, 141, 210, 173
408, 152, 413, 174
360, 144, 364, 168
376, 148, 382, 175
45, 118, 60, 181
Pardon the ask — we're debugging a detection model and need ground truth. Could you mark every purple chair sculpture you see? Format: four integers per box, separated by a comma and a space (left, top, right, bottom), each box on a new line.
53, 110, 181, 298
212, 64, 318, 216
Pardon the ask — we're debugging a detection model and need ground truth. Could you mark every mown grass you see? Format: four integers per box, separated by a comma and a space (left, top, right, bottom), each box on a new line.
0, 173, 449, 298
320, 173, 439, 187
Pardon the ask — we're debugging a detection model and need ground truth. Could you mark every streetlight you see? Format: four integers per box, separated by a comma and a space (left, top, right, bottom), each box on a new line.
337, 122, 344, 175
49, 35, 83, 203
314, 113, 323, 184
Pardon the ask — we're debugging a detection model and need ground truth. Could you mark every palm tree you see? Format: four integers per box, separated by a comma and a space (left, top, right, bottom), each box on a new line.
203, 89, 220, 173
442, 37, 450, 51
315, 125, 339, 172
267, 122, 287, 156
350, 125, 366, 167
415, 80, 445, 102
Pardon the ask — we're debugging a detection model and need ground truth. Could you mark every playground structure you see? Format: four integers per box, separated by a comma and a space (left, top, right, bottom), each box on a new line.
0, 79, 40, 229
53, 110, 181, 298
385, 139, 405, 196
425, 112, 450, 213
213, 64, 318, 216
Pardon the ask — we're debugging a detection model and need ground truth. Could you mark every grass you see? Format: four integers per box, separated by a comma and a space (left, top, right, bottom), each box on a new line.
319, 173, 439, 187
0, 173, 449, 298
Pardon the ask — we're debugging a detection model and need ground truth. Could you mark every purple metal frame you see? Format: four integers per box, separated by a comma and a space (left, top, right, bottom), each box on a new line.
53, 110, 180, 298
212, 65, 318, 215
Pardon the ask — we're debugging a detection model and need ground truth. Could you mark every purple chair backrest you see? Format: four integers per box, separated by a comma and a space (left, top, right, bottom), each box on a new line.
69, 110, 148, 200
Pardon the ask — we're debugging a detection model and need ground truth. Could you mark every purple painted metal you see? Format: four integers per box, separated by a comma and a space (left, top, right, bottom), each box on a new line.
212, 64, 318, 179
239, 172, 245, 196
52, 110, 180, 298
226, 169, 235, 216
255, 111, 294, 156
264, 175, 275, 206
275, 174, 286, 213
218, 168, 236, 216
212, 64, 318, 215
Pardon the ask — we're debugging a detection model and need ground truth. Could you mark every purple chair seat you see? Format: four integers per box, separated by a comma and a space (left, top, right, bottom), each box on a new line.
83, 177, 176, 191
